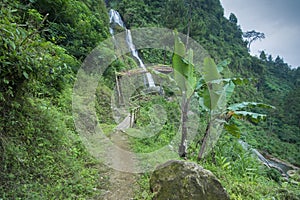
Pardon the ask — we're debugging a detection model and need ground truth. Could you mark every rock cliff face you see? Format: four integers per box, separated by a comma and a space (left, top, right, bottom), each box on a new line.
150, 160, 230, 200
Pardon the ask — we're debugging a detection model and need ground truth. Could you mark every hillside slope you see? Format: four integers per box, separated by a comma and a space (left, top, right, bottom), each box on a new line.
108, 0, 299, 165
1, 0, 299, 199
0, 0, 110, 198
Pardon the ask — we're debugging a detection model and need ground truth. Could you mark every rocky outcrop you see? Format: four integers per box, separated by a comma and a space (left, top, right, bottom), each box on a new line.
150, 160, 230, 200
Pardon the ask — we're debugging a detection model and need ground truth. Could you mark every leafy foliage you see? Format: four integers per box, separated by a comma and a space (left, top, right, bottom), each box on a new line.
131, 96, 180, 153
172, 32, 196, 96
196, 58, 273, 159
1, 97, 100, 199
31, 0, 109, 59
0, 0, 109, 198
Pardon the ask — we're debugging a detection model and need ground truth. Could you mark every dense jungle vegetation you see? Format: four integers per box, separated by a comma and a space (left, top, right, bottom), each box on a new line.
1, 0, 109, 198
1, 0, 299, 199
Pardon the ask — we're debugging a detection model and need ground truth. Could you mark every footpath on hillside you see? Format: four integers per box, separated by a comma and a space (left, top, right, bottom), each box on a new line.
100, 114, 140, 200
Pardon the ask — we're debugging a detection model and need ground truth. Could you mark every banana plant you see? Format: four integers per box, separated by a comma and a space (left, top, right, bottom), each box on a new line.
196, 57, 274, 160
172, 31, 197, 157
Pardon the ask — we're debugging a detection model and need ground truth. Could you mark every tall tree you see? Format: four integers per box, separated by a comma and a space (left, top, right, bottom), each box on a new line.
243, 30, 265, 50
229, 13, 238, 24
275, 55, 284, 65
259, 50, 267, 61
268, 54, 273, 62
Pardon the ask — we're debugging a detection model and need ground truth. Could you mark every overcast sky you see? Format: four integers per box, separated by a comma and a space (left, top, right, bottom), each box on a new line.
220, 0, 300, 68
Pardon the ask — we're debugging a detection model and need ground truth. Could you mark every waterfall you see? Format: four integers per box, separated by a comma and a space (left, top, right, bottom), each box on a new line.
109, 9, 124, 33
109, 9, 156, 87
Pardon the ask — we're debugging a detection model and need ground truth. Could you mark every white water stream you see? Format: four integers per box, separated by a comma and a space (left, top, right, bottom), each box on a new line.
109, 9, 155, 87
238, 140, 293, 176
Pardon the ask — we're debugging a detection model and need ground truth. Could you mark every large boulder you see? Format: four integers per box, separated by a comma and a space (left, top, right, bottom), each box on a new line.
150, 160, 230, 200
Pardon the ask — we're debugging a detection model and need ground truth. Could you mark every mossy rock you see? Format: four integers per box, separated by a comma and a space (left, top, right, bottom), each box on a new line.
150, 160, 230, 200
288, 170, 300, 182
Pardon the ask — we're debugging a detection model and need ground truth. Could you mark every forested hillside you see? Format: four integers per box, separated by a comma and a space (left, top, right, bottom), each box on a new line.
108, 0, 300, 165
1, 0, 299, 199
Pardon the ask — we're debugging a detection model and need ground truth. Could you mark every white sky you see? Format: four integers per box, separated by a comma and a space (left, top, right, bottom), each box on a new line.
220, 0, 300, 68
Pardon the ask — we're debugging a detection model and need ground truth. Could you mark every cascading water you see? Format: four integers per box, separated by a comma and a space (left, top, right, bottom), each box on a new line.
109, 9, 124, 28
109, 9, 156, 87
125, 29, 156, 87
239, 140, 271, 166
238, 140, 294, 176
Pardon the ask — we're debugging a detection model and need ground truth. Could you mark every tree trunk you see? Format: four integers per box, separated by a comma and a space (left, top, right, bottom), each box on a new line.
179, 94, 189, 157
198, 122, 210, 160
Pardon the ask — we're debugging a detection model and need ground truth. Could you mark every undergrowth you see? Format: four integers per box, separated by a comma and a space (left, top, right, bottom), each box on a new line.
130, 96, 300, 200
0, 88, 103, 199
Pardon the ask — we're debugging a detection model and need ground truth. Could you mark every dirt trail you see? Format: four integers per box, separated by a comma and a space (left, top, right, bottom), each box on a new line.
100, 115, 140, 200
